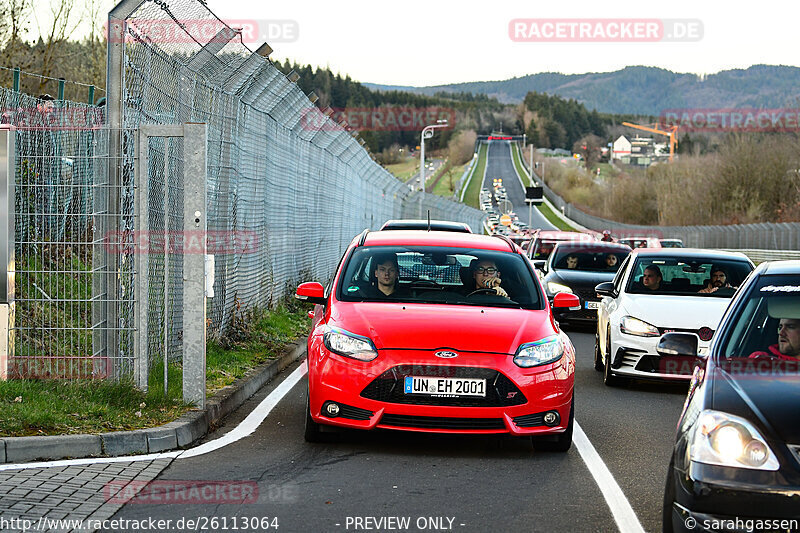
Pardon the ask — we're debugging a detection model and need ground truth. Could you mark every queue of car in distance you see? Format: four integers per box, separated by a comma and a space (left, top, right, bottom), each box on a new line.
660, 260, 800, 532
594, 248, 755, 386
538, 241, 632, 325
295, 228, 581, 451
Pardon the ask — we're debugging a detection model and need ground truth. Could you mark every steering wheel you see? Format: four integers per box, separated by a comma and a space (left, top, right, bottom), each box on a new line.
467, 288, 501, 297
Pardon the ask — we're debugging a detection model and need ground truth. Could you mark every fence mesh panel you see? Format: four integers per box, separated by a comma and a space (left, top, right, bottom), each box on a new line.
0, 88, 118, 378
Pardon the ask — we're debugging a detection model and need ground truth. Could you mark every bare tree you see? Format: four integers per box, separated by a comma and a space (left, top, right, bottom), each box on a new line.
32, 0, 85, 93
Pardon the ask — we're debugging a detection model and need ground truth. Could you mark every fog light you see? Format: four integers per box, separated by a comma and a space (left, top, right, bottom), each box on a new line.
324, 402, 340, 417
543, 411, 560, 426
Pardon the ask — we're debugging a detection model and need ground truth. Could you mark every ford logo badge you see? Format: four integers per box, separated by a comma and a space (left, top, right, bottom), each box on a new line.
434, 351, 458, 359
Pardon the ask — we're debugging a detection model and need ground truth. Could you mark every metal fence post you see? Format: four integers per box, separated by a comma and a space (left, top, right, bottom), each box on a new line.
0, 126, 15, 379
100, 0, 141, 380
134, 130, 150, 390
183, 123, 207, 408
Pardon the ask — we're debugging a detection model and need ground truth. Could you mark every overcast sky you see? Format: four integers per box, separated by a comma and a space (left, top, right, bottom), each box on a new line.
75, 0, 800, 87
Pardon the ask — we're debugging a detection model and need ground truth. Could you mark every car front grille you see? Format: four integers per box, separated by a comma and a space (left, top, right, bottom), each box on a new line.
335, 403, 374, 421
379, 414, 505, 430
512, 412, 546, 428
657, 327, 714, 340
360, 365, 526, 407
574, 287, 598, 301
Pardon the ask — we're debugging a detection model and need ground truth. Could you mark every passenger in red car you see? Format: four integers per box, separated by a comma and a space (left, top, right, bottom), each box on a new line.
373, 255, 401, 296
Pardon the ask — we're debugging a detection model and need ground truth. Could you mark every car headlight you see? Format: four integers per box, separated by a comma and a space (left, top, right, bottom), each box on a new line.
546, 282, 573, 295
323, 326, 378, 362
620, 316, 660, 337
514, 335, 564, 368
690, 410, 779, 471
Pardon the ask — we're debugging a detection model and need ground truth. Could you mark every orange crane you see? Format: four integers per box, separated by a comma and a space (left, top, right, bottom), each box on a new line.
622, 122, 678, 162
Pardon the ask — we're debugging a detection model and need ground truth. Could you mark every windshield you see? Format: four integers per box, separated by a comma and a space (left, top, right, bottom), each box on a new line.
551, 247, 628, 272
717, 274, 800, 373
336, 246, 544, 309
626, 256, 753, 296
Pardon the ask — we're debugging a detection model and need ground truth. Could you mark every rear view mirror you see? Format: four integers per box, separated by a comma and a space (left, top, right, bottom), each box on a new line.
595, 282, 616, 298
656, 332, 699, 358
552, 292, 580, 310
296, 282, 327, 305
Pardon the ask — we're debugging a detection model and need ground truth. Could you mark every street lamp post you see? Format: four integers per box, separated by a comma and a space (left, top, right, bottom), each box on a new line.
419, 119, 448, 218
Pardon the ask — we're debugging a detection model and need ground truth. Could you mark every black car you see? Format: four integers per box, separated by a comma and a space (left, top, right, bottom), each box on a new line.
661, 260, 800, 532
539, 241, 631, 323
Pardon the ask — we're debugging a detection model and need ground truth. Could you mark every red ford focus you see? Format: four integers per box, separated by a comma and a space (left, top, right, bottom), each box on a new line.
296, 229, 579, 451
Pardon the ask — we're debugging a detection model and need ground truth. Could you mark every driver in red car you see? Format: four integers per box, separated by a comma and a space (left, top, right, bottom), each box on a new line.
468, 259, 509, 298
749, 318, 800, 361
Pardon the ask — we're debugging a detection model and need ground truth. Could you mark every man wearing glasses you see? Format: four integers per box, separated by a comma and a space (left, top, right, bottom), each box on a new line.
468, 259, 509, 298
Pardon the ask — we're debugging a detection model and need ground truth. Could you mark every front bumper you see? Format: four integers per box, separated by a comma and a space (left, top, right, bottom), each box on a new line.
668, 462, 800, 532
308, 347, 574, 435
612, 332, 707, 381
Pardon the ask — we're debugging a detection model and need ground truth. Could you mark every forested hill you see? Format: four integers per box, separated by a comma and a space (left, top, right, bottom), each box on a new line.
364, 65, 800, 115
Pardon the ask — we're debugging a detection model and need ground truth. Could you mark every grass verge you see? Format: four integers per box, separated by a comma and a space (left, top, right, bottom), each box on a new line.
0, 302, 310, 437
510, 143, 533, 187
462, 143, 488, 208
432, 162, 468, 197
536, 201, 578, 231
385, 158, 419, 182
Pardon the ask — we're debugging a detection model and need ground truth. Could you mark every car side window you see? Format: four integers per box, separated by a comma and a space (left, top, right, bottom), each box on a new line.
613, 256, 630, 293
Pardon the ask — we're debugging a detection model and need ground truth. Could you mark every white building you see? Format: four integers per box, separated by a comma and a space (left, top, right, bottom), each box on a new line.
611, 135, 631, 160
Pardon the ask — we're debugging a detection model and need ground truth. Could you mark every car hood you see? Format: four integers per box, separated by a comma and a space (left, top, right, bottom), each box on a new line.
622, 294, 729, 330
712, 365, 800, 443
329, 302, 555, 354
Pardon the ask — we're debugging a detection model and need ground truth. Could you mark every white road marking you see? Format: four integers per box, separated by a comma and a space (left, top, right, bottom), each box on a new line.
0, 362, 309, 471
573, 420, 646, 533
180, 362, 307, 458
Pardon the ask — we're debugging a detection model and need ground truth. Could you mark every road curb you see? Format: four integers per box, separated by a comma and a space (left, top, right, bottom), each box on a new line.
0, 340, 306, 464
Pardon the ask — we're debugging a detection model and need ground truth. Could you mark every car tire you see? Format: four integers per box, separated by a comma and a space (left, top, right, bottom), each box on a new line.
603, 329, 627, 387
594, 332, 604, 371
532, 395, 574, 453
304, 389, 325, 443
662, 459, 676, 533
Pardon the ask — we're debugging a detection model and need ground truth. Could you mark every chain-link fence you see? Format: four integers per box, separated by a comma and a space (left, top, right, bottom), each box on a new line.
0, 87, 116, 378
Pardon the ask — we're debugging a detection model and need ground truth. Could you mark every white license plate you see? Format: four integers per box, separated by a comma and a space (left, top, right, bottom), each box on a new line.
585, 301, 600, 310
404, 376, 486, 397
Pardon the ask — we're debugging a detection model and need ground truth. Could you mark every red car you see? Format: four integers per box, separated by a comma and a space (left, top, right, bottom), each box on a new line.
296, 230, 580, 451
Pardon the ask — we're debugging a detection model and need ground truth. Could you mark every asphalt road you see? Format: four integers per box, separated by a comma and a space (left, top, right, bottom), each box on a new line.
484, 141, 557, 231
109, 327, 688, 533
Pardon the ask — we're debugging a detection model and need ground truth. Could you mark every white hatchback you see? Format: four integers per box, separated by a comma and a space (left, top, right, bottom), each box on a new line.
595, 249, 754, 386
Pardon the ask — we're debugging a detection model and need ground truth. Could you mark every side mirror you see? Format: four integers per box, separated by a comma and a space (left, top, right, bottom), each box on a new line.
595, 281, 616, 298
552, 292, 581, 310
656, 332, 699, 358
532, 260, 547, 272
295, 282, 327, 305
